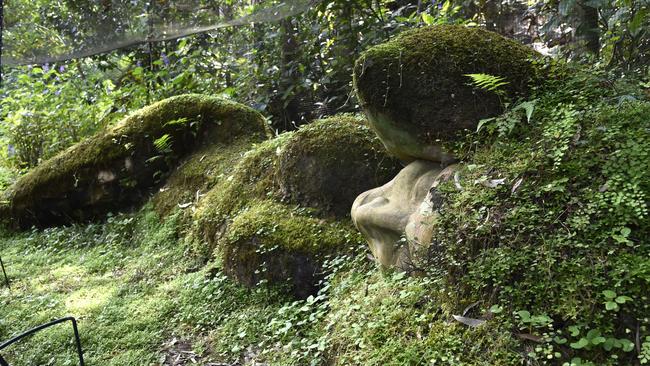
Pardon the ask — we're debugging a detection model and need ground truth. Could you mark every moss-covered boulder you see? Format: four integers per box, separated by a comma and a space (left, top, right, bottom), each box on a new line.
353, 25, 542, 162
221, 200, 364, 298
191, 115, 400, 297
151, 137, 258, 218
277, 115, 402, 217
3, 94, 270, 228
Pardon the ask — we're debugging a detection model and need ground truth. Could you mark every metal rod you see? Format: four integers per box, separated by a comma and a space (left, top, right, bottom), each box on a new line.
0, 256, 8, 289
0, 0, 4, 87
0, 317, 85, 366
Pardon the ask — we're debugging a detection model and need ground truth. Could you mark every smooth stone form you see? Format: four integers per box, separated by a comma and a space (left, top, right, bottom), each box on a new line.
276, 115, 402, 217
354, 25, 542, 162
351, 160, 456, 268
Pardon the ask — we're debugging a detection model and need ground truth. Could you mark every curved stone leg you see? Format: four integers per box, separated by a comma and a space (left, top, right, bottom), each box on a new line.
352, 160, 456, 269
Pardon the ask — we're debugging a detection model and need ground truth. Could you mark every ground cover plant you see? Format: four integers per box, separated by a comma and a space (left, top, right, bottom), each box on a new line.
1, 64, 648, 365
1, 1, 649, 365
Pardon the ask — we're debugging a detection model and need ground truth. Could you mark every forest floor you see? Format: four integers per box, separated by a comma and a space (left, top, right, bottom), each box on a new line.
0, 203, 482, 366
0, 206, 284, 366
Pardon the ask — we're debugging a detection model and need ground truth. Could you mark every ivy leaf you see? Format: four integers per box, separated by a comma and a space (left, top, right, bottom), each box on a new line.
602, 290, 617, 299
586, 329, 602, 339
516, 310, 531, 322
489, 305, 503, 314
421, 13, 435, 26
591, 336, 606, 345
615, 295, 632, 304
620, 339, 635, 352
620, 227, 631, 237
603, 337, 617, 351
570, 338, 589, 349
605, 301, 619, 311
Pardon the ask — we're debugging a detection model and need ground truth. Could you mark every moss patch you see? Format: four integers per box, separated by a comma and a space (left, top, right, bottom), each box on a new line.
419, 64, 650, 364
221, 200, 364, 298
191, 114, 399, 296
277, 114, 402, 217
3, 94, 269, 228
353, 25, 543, 161
151, 137, 261, 218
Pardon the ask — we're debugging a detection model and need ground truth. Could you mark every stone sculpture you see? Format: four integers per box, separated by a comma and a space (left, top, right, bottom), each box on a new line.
352, 25, 542, 268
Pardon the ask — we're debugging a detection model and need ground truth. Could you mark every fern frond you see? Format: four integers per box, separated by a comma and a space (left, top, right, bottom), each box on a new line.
465, 73, 509, 92
154, 134, 173, 153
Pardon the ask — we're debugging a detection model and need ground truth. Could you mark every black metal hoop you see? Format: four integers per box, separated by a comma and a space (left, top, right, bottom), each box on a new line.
0, 317, 85, 366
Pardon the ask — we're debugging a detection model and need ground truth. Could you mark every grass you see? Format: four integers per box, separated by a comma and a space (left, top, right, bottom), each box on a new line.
0, 206, 290, 365
0, 203, 505, 366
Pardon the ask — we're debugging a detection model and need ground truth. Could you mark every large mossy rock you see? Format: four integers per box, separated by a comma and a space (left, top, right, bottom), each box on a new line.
221, 200, 363, 298
3, 94, 270, 228
353, 25, 542, 162
191, 115, 401, 297
277, 115, 402, 217
151, 137, 258, 217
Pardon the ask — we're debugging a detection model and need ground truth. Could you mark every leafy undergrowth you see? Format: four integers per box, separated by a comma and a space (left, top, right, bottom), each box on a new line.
427, 64, 650, 365
0, 206, 286, 365
1, 64, 649, 366
0, 203, 524, 366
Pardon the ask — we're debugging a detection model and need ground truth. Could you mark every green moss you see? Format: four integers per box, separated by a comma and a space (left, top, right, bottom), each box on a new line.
277, 114, 402, 216
3, 94, 270, 228
151, 136, 261, 217
423, 66, 650, 364
189, 114, 398, 296
192, 114, 400, 257
221, 199, 364, 298
353, 25, 543, 159
191, 134, 290, 255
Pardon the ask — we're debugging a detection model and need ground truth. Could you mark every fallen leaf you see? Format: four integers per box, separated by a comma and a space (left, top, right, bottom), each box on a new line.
477, 178, 506, 188
511, 177, 524, 193
452, 315, 486, 327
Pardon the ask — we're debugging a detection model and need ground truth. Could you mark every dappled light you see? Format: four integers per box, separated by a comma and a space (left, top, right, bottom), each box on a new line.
1, 1, 649, 365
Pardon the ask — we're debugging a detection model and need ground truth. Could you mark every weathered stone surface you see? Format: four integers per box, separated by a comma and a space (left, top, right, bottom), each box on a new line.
3, 94, 270, 228
220, 200, 363, 298
351, 160, 456, 269
192, 114, 399, 297
277, 114, 402, 217
353, 25, 542, 162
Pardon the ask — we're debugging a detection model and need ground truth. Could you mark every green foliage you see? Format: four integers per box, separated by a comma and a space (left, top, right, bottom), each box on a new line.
465, 73, 510, 93
430, 62, 650, 364
0, 62, 114, 168
541, 0, 649, 70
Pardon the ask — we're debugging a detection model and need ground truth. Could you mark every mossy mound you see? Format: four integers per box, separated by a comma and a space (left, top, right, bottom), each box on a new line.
221, 200, 364, 298
191, 115, 398, 296
419, 65, 650, 364
277, 115, 402, 217
353, 25, 542, 162
3, 94, 270, 228
151, 137, 258, 217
